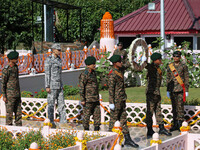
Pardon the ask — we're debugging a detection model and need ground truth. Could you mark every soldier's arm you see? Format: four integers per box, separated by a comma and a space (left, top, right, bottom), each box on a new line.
184, 64, 189, 92
1, 68, 8, 98
132, 61, 147, 71
79, 73, 87, 102
166, 65, 171, 91
122, 51, 131, 69
108, 74, 116, 104
44, 58, 51, 88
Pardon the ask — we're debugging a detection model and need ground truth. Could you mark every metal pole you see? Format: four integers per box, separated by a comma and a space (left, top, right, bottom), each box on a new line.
160, 0, 165, 51
44, 5, 47, 41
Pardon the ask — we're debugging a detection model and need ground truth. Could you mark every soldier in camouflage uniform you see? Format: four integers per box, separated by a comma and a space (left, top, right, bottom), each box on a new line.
79, 56, 100, 131
134, 53, 171, 137
167, 51, 189, 131
45, 44, 66, 127
113, 42, 131, 74
108, 55, 139, 148
1, 51, 22, 126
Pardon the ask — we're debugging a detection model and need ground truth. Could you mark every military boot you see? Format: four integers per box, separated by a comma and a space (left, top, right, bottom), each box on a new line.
159, 124, 172, 136
84, 127, 89, 130
94, 126, 100, 131
51, 123, 57, 129
170, 120, 179, 132
147, 126, 155, 138
177, 120, 183, 131
124, 133, 139, 148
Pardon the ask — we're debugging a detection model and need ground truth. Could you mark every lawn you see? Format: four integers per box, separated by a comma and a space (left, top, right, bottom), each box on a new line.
66, 87, 200, 105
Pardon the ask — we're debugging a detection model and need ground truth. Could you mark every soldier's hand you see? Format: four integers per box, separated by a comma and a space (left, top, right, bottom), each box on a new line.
3, 97, 8, 103
167, 91, 170, 98
46, 88, 51, 93
109, 104, 115, 110
186, 92, 189, 97
81, 101, 86, 106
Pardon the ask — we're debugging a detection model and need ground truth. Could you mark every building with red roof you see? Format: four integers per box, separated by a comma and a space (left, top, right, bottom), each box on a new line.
114, 0, 200, 50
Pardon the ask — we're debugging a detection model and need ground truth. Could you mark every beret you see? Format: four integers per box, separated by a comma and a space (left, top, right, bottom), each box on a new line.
51, 43, 61, 50
7, 51, 19, 60
85, 56, 96, 65
109, 55, 121, 63
173, 51, 181, 57
151, 52, 162, 61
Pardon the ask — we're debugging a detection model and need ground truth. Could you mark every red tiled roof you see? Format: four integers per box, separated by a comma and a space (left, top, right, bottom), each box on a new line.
114, 0, 200, 35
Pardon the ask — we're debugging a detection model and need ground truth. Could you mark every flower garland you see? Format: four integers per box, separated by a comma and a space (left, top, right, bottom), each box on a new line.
75, 137, 88, 150
180, 126, 190, 132
112, 128, 124, 145
43, 122, 52, 127
150, 139, 162, 145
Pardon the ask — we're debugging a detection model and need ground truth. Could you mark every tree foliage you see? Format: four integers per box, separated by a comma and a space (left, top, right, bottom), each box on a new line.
0, 0, 153, 51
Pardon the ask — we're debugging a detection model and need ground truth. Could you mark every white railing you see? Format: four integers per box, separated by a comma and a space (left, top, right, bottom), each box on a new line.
143, 133, 200, 150
0, 97, 200, 131
0, 124, 118, 150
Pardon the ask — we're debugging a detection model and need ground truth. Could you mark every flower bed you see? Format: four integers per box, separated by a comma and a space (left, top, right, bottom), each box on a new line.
0, 126, 104, 150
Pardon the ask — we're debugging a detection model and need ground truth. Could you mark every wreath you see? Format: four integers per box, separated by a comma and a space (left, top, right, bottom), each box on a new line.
128, 38, 149, 68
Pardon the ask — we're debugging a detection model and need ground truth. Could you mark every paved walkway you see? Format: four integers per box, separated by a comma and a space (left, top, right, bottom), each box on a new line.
0, 118, 181, 150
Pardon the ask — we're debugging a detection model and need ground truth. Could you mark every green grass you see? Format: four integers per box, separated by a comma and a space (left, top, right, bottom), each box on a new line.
65, 87, 200, 105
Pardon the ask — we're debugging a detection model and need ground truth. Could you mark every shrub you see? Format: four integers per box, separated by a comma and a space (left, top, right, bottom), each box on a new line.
34, 89, 48, 98
21, 91, 33, 97
63, 85, 79, 96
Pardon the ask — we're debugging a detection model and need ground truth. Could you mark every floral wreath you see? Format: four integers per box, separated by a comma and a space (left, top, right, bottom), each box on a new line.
128, 38, 149, 68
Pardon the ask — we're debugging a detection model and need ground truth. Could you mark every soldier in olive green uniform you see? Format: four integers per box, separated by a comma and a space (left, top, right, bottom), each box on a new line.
79, 56, 100, 131
167, 51, 189, 131
113, 42, 131, 74
139, 53, 171, 137
108, 55, 139, 148
1, 51, 22, 126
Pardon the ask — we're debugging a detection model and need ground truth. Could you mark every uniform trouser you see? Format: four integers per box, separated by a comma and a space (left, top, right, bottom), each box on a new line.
146, 94, 163, 127
109, 101, 129, 134
47, 89, 66, 123
170, 92, 184, 121
83, 101, 101, 129
6, 97, 22, 126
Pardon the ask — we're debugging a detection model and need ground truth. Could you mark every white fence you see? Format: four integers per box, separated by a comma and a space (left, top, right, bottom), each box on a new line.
143, 133, 200, 150
0, 97, 200, 131
0, 124, 117, 150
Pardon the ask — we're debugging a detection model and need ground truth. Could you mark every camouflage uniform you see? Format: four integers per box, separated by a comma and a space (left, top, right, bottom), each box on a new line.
145, 63, 163, 126
113, 49, 131, 74
45, 54, 66, 124
108, 68, 129, 134
167, 61, 189, 121
1, 64, 22, 126
79, 68, 100, 130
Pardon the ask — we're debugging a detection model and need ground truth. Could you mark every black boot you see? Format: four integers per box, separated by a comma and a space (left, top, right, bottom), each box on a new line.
159, 124, 172, 136
124, 133, 139, 148
177, 120, 183, 131
94, 126, 100, 131
84, 127, 89, 130
170, 120, 179, 132
147, 126, 155, 138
